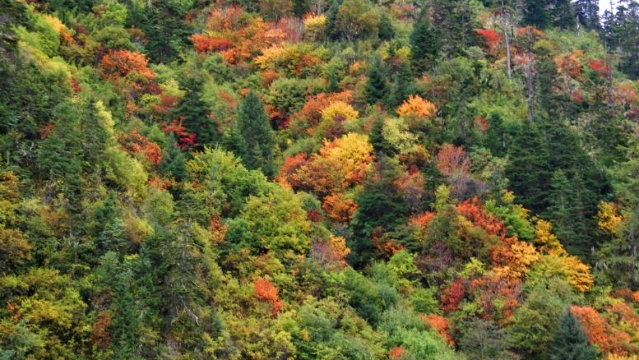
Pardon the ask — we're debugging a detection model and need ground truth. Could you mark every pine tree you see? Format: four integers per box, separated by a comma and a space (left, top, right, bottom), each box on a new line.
159, 135, 187, 182
546, 309, 598, 360
378, 13, 395, 41
234, 91, 276, 177
410, 15, 438, 73
365, 58, 388, 105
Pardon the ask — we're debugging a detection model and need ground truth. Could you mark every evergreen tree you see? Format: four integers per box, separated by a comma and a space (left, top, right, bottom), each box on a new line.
546, 309, 598, 360
365, 58, 388, 105
159, 135, 187, 182
575, 0, 600, 31
409, 15, 438, 73
350, 155, 409, 267
505, 121, 552, 214
175, 78, 219, 149
387, 61, 414, 110
234, 91, 276, 177
378, 13, 395, 41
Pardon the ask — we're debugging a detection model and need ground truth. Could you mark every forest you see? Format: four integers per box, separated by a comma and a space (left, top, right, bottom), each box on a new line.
1, 0, 639, 358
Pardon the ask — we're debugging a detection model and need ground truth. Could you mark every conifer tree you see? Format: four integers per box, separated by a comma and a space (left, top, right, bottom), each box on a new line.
175, 78, 218, 149
388, 61, 415, 110
546, 309, 598, 360
233, 91, 276, 177
365, 58, 388, 105
410, 15, 438, 73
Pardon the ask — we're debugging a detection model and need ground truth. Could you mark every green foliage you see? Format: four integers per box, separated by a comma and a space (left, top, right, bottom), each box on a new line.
546, 308, 598, 360
233, 91, 276, 177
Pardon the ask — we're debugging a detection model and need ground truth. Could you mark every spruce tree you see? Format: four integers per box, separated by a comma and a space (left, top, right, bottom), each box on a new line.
365, 58, 388, 105
388, 61, 414, 110
175, 78, 219, 150
234, 91, 276, 177
546, 309, 597, 360
410, 15, 438, 73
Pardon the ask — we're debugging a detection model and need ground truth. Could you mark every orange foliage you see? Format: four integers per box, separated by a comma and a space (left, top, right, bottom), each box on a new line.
100, 50, 155, 82
476, 28, 502, 51
389, 346, 406, 359
254, 278, 284, 316
322, 193, 358, 222
571, 305, 631, 356
421, 314, 454, 346
410, 211, 435, 230
396, 95, 437, 119
278, 152, 308, 188
91, 311, 111, 350
555, 52, 583, 78
260, 69, 280, 87
310, 235, 351, 268
191, 34, 233, 53
456, 197, 507, 238
119, 130, 163, 165
436, 144, 471, 179
470, 274, 522, 323
290, 91, 353, 136
147, 176, 173, 190
209, 215, 227, 245
394, 171, 425, 209
612, 83, 638, 106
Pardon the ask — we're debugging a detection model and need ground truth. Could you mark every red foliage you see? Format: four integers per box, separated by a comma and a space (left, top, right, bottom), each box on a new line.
441, 278, 466, 312
435, 144, 471, 178
70, 76, 81, 94
322, 193, 358, 222
147, 176, 173, 190
476, 29, 502, 50
91, 311, 112, 350
421, 314, 454, 346
469, 275, 522, 324
277, 152, 308, 188
119, 130, 163, 165
39, 123, 54, 140
162, 118, 197, 150
588, 59, 610, 77
191, 34, 233, 54
289, 91, 353, 136
254, 278, 284, 316
456, 197, 508, 239
571, 305, 631, 355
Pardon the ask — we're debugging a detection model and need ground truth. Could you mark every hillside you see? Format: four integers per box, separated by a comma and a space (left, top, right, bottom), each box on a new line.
1, 0, 639, 359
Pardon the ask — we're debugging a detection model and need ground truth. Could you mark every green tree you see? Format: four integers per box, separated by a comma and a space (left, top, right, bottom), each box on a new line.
546, 309, 598, 360
409, 15, 438, 73
174, 78, 218, 149
388, 61, 414, 110
365, 58, 388, 105
233, 91, 276, 177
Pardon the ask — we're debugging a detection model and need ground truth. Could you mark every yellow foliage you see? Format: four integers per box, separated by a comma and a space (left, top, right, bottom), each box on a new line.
531, 254, 594, 293
303, 14, 327, 29
43, 15, 67, 35
494, 240, 540, 280
396, 95, 437, 119
534, 219, 566, 256
320, 101, 359, 122
597, 201, 624, 235
124, 215, 154, 244
608, 354, 639, 360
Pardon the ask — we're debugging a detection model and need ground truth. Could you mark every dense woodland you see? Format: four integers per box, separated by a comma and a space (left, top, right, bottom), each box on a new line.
3, 0, 639, 358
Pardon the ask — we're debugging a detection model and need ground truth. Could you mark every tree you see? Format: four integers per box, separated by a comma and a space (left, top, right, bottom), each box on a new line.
546, 309, 598, 360
365, 58, 388, 105
409, 16, 438, 73
336, 0, 380, 42
575, 0, 600, 31
174, 78, 218, 149
233, 91, 276, 177
388, 62, 415, 110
